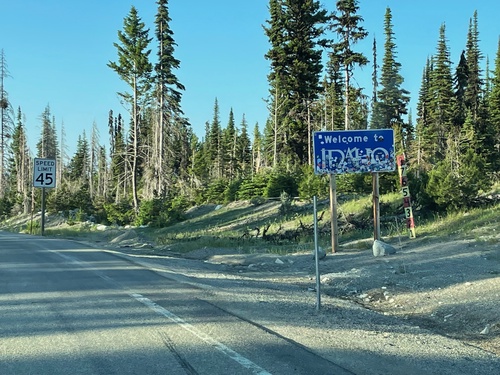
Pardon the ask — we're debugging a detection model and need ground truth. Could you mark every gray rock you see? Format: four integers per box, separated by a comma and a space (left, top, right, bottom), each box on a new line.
373, 240, 397, 257
313, 246, 327, 260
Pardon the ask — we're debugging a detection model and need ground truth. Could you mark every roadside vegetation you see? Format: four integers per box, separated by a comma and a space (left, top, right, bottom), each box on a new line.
3, 184, 499, 258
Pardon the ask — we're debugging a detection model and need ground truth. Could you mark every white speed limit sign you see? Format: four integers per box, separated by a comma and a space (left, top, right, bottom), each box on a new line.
33, 158, 57, 188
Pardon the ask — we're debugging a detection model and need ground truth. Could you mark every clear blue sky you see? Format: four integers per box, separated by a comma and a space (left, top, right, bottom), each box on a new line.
1, 0, 499, 157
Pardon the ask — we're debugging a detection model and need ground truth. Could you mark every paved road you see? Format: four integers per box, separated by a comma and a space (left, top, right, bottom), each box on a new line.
0, 232, 354, 375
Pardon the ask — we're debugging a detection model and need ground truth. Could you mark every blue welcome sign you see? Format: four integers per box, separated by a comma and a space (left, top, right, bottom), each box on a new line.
313, 129, 395, 175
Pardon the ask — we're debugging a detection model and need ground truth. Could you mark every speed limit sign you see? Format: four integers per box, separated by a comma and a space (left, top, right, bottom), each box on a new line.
33, 158, 57, 188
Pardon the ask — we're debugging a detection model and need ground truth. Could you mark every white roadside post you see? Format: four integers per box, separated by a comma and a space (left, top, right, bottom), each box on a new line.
33, 158, 57, 236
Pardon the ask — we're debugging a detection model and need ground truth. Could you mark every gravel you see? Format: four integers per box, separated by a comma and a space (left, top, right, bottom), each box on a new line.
102, 232, 500, 375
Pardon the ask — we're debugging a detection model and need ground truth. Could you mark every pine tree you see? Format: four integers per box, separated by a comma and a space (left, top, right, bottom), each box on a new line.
488, 38, 500, 174
370, 37, 383, 129
67, 132, 90, 183
153, 0, 187, 196
264, 0, 328, 164
222, 108, 237, 180
109, 111, 127, 202
453, 50, 468, 127
323, 55, 344, 130
36, 105, 58, 159
208, 99, 223, 179
8, 107, 31, 213
374, 7, 410, 153
412, 58, 433, 173
236, 115, 252, 178
330, 0, 368, 130
428, 24, 455, 162
108, 6, 153, 213
464, 11, 483, 121
264, 0, 288, 168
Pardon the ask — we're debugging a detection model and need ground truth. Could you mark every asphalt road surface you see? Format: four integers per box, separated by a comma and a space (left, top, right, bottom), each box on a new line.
0, 232, 354, 375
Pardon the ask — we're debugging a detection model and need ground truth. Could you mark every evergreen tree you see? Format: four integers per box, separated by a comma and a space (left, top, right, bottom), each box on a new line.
36, 105, 58, 159
67, 132, 90, 183
323, 55, 344, 130
264, 0, 328, 164
208, 99, 223, 179
488, 38, 500, 174
373, 7, 410, 154
108, 6, 153, 212
412, 58, 433, 173
330, 0, 368, 130
222, 108, 237, 180
109, 111, 127, 202
464, 11, 483, 121
236, 115, 252, 178
8, 107, 31, 213
427, 24, 455, 162
191, 122, 212, 186
453, 50, 468, 127
153, 0, 187, 196
370, 37, 383, 129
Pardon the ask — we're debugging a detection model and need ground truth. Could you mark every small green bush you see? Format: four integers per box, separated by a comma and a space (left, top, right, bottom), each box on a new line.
104, 200, 134, 226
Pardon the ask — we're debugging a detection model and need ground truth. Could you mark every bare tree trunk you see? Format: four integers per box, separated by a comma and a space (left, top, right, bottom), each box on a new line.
344, 66, 350, 130
307, 100, 312, 166
131, 75, 139, 213
273, 86, 279, 168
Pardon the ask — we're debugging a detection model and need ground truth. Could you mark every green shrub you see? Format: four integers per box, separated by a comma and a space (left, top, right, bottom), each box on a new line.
426, 150, 491, 210
104, 200, 134, 226
135, 196, 188, 228
298, 165, 329, 199
238, 174, 269, 200
279, 191, 293, 215
205, 179, 227, 204
265, 171, 298, 198
224, 179, 241, 203
250, 196, 266, 206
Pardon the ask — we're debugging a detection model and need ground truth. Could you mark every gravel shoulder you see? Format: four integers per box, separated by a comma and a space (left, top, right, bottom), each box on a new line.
80, 228, 500, 374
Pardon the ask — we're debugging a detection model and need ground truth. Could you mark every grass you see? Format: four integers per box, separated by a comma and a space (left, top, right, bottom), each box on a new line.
415, 204, 500, 240
2, 189, 500, 255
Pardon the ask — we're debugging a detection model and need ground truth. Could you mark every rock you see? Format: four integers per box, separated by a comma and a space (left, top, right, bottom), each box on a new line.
275, 258, 284, 265
313, 246, 327, 260
96, 224, 108, 231
373, 240, 397, 257
480, 324, 491, 335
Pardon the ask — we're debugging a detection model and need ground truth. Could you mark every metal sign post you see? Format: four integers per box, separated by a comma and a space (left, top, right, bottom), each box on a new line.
313, 196, 321, 311
33, 158, 57, 235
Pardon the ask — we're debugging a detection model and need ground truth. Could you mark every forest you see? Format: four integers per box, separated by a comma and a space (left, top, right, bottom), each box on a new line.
0, 0, 499, 228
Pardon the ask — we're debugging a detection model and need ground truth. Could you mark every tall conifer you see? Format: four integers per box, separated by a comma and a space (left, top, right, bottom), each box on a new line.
374, 8, 409, 153
108, 6, 152, 212
330, 0, 368, 130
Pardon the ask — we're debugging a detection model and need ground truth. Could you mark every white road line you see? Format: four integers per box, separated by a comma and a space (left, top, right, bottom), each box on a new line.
131, 293, 272, 375
50, 248, 273, 375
